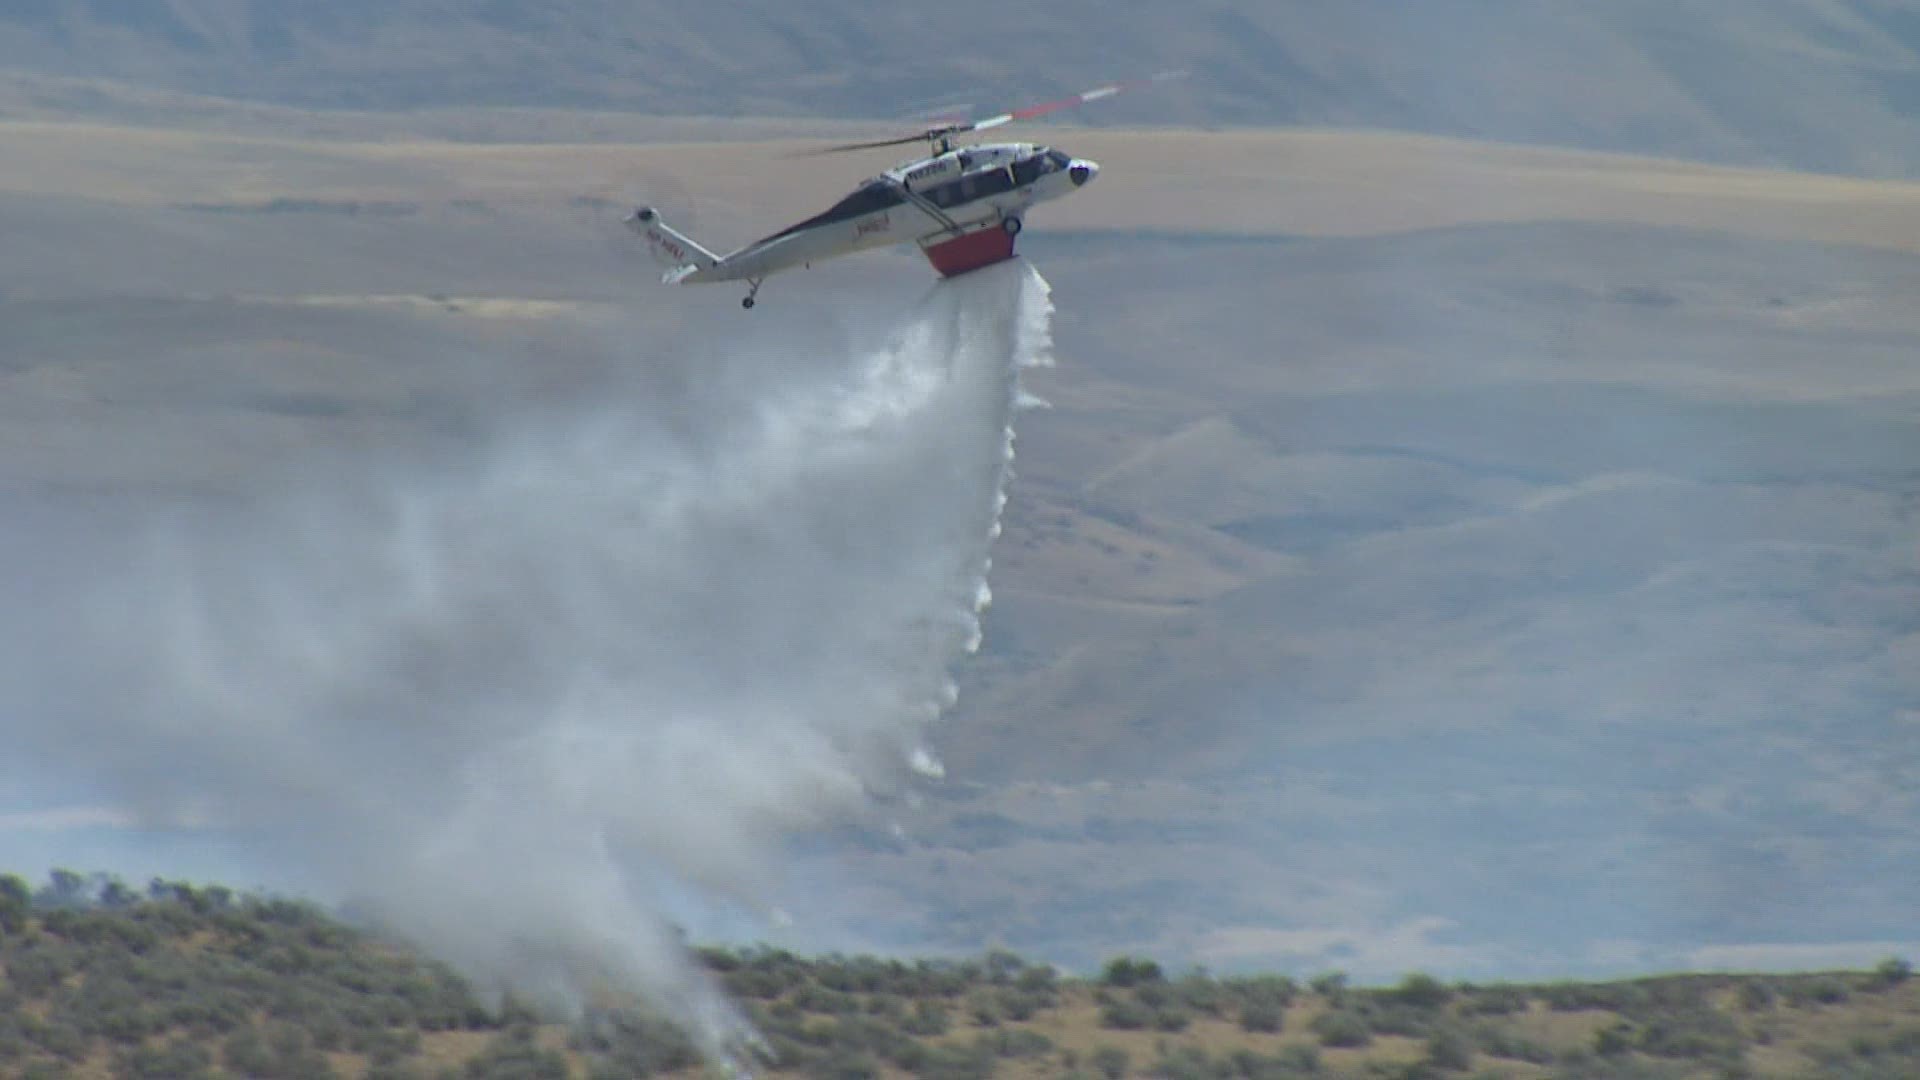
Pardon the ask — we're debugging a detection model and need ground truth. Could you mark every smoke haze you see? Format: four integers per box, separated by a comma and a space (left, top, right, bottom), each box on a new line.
0, 260, 1053, 1054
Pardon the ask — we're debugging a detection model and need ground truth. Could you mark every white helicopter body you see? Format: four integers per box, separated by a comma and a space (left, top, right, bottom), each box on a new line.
626, 77, 1169, 309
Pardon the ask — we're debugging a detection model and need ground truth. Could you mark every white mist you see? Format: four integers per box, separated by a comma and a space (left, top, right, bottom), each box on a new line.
2, 260, 1054, 1064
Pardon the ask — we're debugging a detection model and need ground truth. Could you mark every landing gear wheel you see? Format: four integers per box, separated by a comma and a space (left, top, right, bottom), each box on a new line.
1002, 216, 1023, 236
742, 296, 756, 310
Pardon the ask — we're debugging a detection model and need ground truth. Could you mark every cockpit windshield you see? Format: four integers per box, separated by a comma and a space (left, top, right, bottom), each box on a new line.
1011, 147, 1073, 187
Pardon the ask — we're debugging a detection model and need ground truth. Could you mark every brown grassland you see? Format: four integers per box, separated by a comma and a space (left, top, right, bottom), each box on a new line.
0, 878, 1915, 1079
7, 119, 1920, 256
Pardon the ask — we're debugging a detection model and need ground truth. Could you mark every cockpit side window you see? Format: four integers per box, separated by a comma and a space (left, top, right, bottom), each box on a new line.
1012, 155, 1046, 186
973, 167, 1016, 197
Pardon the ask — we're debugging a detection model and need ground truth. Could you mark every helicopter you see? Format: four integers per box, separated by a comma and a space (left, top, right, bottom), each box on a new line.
626, 74, 1177, 309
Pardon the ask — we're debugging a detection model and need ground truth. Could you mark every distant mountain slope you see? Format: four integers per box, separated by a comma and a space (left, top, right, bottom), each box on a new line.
7, 1, 1920, 174
3, 115, 1917, 984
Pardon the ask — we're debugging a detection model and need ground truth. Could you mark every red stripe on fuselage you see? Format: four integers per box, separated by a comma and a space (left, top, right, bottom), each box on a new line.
921, 227, 1016, 277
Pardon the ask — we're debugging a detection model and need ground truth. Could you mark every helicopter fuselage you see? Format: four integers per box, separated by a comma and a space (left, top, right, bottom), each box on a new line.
675, 142, 1098, 283
625, 73, 1167, 306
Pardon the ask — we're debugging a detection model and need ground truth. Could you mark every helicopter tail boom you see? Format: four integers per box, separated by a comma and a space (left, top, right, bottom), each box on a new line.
626, 206, 721, 282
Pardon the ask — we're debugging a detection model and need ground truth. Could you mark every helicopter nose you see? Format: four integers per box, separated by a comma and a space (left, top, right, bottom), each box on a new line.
1070, 160, 1099, 187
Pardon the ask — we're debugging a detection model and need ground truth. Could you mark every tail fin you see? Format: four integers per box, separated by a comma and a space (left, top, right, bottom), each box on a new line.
625, 206, 721, 283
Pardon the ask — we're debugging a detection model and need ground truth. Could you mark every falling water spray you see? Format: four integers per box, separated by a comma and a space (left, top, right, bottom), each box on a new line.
1, 260, 1054, 1066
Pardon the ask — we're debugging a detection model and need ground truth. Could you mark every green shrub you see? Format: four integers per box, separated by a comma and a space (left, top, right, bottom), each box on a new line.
7, 943, 79, 996
806, 1049, 880, 1080
1474, 1025, 1555, 1064
1150, 1045, 1218, 1080
29, 1020, 89, 1063
1736, 980, 1776, 1012
912, 1042, 994, 1080
901, 961, 973, 1000
1151, 1006, 1192, 1033
696, 945, 742, 971
1100, 957, 1164, 988
1365, 1002, 1440, 1038
1174, 971, 1224, 1016
1310, 1008, 1371, 1048
0, 1028, 28, 1065
222, 1027, 276, 1075
461, 1028, 568, 1079
901, 1001, 950, 1037
982, 950, 1027, 985
113, 1037, 215, 1080
724, 968, 790, 999
1393, 972, 1453, 1010
1873, 957, 1913, 990
881, 1038, 929, 1073
1555, 1056, 1696, 1080
1308, 972, 1348, 1000
1098, 998, 1151, 1031
1459, 984, 1527, 1016
1595, 1022, 1636, 1057
348, 1025, 420, 1063
1015, 965, 1058, 994
1226, 974, 1297, 1012
1134, 980, 1171, 1008
1634, 1006, 1745, 1060
981, 1028, 1052, 1059
1426, 1026, 1474, 1071
258, 1023, 339, 1079
1543, 981, 1648, 1013
0, 873, 31, 934
997, 988, 1047, 1021
1274, 1043, 1322, 1073
1091, 1044, 1129, 1080
794, 984, 860, 1015
1239, 1000, 1284, 1033
1786, 977, 1851, 1008
568, 1008, 700, 1077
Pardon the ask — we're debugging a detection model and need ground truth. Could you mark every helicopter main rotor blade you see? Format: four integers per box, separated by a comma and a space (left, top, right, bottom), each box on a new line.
796, 71, 1184, 156
804, 128, 959, 156
962, 71, 1186, 134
